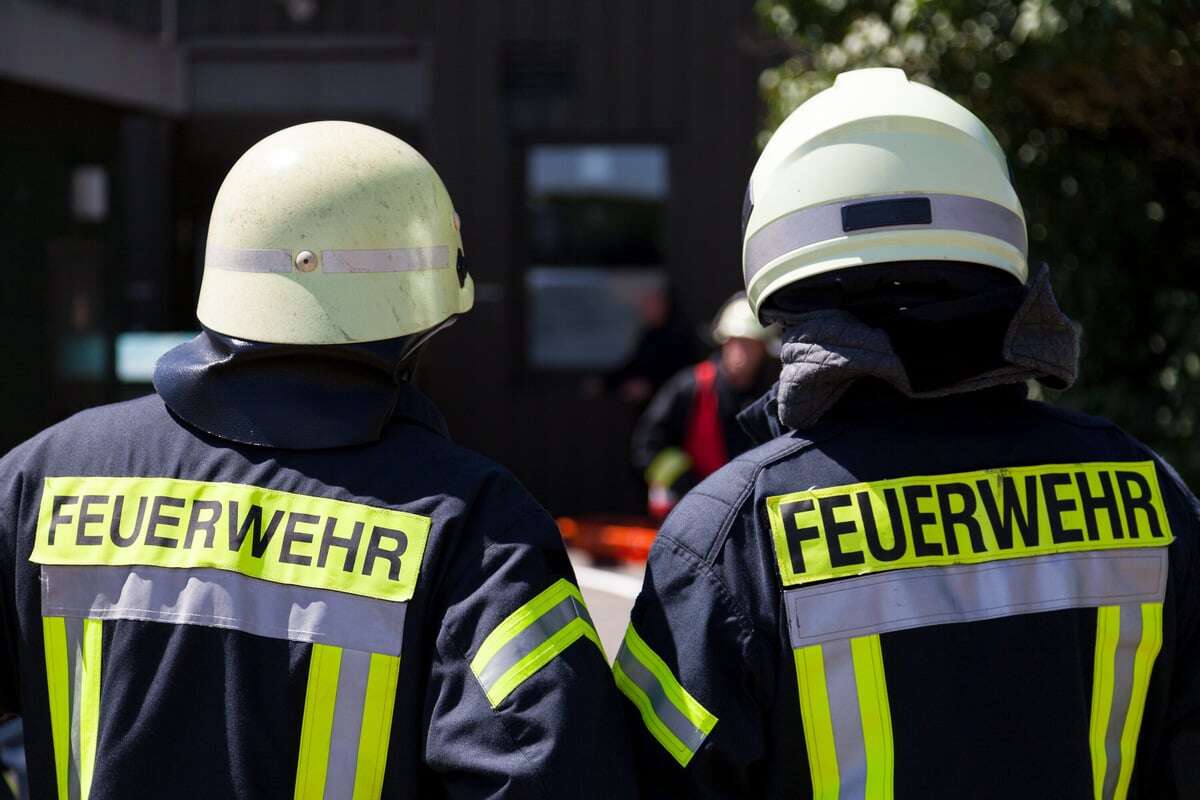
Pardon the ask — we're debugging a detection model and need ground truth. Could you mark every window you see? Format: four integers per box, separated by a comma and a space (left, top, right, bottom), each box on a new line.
524, 144, 669, 370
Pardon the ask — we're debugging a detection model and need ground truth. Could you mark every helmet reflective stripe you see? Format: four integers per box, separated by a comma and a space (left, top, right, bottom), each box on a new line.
742, 68, 1026, 317
744, 192, 1028, 288
198, 121, 473, 345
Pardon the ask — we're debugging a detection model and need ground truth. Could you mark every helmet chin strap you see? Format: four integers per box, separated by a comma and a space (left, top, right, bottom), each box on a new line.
394, 316, 459, 383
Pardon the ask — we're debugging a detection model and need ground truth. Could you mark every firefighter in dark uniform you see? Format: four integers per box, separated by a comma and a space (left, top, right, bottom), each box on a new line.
631, 293, 777, 520
615, 68, 1200, 799
0, 122, 636, 799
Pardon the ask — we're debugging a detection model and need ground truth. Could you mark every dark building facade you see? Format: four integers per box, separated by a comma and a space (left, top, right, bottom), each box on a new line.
0, 0, 765, 514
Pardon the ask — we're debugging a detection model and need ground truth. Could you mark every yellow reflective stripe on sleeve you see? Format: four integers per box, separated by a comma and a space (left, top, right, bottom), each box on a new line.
470, 578, 604, 708
645, 447, 692, 487
77, 619, 103, 800
351, 653, 401, 800
795, 645, 839, 799
614, 624, 717, 768
850, 635, 894, 799
32, 476, 432, 603
42, 617, 71, 800
294, 644, 343, 800
1090, 602, 1164, 800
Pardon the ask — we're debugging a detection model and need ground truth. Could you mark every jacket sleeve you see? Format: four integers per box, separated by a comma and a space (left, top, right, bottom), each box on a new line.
1161, 462, 1200, 796
423, 476, 637, 799
616, 509, 773, 798
630, 368, 695, 480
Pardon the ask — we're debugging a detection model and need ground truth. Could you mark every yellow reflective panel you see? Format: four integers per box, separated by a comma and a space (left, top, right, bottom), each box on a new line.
42, 617, 70, 800
77, 619, 103, 800
32, 476, 432, 602
352, 653, 401, 800
851, 635, 894, 800
794, 645, 839, 799
767, 461, 1172, 587
294, 644, 343, 800
1114, 603, 1164, 800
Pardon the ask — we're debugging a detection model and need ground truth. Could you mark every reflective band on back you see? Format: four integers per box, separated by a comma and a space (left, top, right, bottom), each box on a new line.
352, 652, 401, 800
743, 192, 1027, 283
77, 619, 102, 800
321, 247, 450, 273
41, 564, 407, 655
206, 247, 293, 273
42, 616, 102, 800
794, 645, 839, 798
43, 617, 71, 800
783, 549, 1168, 649
795, 635, 893, 800
294, 646, 401, 800
32, 476, 432, 603
470, 578, 604, 708
823, 640, 865, 799
324, 649, 371, 799
1090, 603, 1163, 800
295, 644, 341, 800
850, 636, 894, 799
613, 625, 717, 768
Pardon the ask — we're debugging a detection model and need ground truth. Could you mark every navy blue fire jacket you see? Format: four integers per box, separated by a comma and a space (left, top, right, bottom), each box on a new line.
616, 382, 1200, 799
0, 335, 635, 799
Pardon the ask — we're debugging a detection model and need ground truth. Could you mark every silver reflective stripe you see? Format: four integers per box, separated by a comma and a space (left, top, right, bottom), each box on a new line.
65, 618, 83, 800
474, 595, 594, 692
823, 640, 868, 800
41, 564, 406, 655
784, 550, 1168, 649
615, 640, 710, 755
321, 246, 450, 273
1104, 605, 1143, 800
743, 193, 1028, 284
206, 246, 293, 273
324, 649, 371, 800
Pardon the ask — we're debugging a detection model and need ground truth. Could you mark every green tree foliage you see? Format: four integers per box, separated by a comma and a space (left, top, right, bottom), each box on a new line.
755, 0, 1200, 485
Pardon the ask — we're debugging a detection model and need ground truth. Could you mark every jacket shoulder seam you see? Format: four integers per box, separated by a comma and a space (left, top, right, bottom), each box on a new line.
707, 437, 819, 565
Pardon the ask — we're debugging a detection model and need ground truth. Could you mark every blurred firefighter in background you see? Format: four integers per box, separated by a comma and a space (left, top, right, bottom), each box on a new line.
604, 285, 705, 406
632, 293, 777, 520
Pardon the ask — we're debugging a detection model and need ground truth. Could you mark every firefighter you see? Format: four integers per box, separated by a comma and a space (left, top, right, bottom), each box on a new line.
615, 68, 1199, 798
631, 293, 777, 520
0, 122, 635, 799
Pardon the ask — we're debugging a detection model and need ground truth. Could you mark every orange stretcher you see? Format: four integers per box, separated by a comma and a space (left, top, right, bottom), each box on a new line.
557, 515, 658, 564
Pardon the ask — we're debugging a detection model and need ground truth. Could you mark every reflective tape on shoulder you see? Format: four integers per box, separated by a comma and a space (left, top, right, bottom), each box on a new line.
743, 193, 1027, 284
470, 578, 605, 707
613, 625, 717, 767
783, 549, 1168, 649
41, 564, 407, 655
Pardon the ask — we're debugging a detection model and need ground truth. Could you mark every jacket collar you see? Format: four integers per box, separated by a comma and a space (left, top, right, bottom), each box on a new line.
153, 329, 449, 449
771, 264, 1077, 431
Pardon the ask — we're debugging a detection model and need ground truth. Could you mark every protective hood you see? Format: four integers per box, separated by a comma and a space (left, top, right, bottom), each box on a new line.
756, 264, 1079, 432
153, 329, 449, 449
